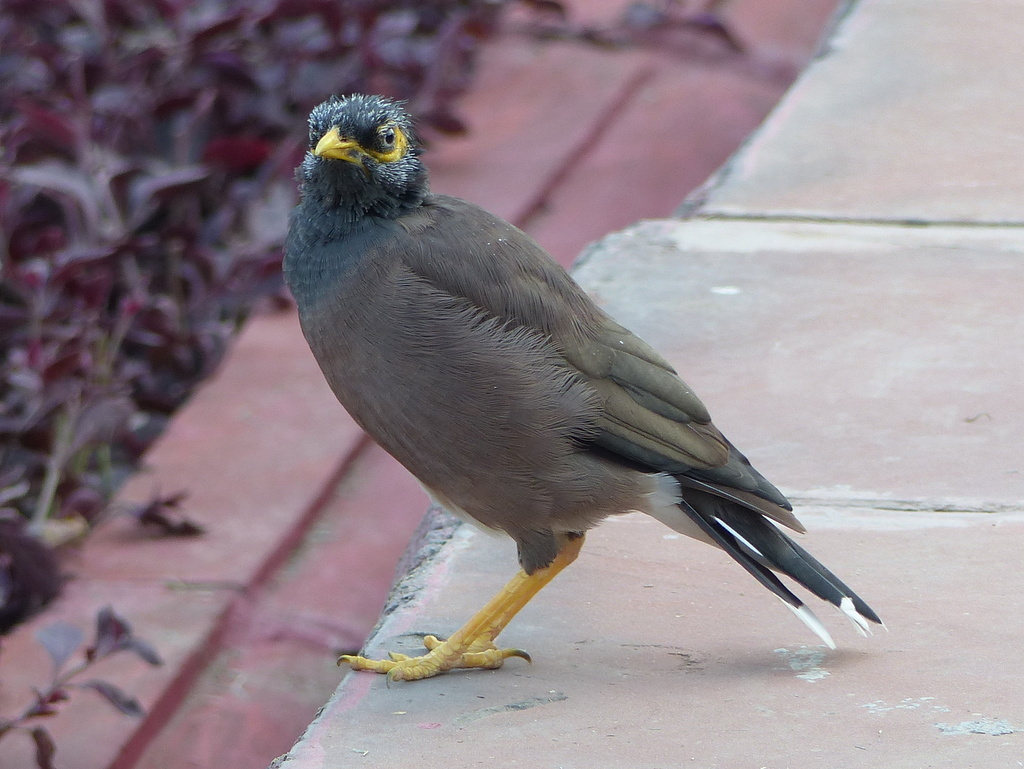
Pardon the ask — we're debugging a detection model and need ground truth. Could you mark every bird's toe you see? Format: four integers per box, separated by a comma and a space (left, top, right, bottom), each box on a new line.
338, 635, 531, 682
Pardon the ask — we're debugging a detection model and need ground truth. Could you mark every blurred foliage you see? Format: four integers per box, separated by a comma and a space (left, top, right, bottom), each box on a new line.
0, 606, 162, 768
0, 0, 563, 630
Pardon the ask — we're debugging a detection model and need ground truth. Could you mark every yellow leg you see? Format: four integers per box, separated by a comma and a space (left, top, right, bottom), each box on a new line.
339, 534, 584, 682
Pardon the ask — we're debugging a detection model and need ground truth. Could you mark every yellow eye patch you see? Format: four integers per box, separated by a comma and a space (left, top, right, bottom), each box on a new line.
371, 123, 408, 163
313, 125, 408, 164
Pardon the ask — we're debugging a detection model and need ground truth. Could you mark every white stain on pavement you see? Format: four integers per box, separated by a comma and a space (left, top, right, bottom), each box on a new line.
774, 646, 830, 681
935, 718, 1018, 736
862, 697, 952, 714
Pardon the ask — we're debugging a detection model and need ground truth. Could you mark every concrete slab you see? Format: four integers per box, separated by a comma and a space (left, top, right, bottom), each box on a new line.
574, 219, 1024, 507
277, 214, 1024, 769
279, 508, 1024, 769
700, 0, 1024, 223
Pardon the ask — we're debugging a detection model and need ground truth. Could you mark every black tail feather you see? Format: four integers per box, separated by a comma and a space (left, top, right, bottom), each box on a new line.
712, 502, 882, 625
679, 489, 883, 629
677, 497, 807, 611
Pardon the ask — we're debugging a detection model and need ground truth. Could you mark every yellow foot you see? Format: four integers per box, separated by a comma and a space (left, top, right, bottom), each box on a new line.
338, 634, 531, 682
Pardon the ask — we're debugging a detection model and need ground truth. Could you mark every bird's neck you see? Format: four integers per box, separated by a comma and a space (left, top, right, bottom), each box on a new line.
298, 160, 429, 233
301, 193, 415, 236
285, 161, 429, 307
284, 201, 394, 310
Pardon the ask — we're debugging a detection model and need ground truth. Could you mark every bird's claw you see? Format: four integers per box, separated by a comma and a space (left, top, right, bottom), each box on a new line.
338, 634, 531, 682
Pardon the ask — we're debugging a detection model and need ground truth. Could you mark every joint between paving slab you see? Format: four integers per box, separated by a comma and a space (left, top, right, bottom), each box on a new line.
247, 433, 376, 594
787, 494, 1024, 515
691, 211, 1024, 230
108, 613, 230, 769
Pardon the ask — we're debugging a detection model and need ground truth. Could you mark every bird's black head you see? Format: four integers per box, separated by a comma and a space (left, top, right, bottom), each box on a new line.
297, 94, 428, 222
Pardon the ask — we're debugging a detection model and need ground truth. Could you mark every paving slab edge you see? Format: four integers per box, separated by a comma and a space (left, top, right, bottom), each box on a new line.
675, 0, 858, 221
366, 508, 464, 641
271, 511, 467, 768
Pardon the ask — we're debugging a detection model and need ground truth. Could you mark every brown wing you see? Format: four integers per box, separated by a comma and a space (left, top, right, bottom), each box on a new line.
398, 196, 737, 467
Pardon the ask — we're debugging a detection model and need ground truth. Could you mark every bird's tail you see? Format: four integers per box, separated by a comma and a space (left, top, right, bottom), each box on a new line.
650, 486, 883, 648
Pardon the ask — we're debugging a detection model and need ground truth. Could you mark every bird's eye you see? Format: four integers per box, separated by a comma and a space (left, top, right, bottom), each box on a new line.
380, 127, 396, 147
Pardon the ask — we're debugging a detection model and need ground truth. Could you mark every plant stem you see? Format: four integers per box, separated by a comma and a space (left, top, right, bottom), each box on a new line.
30, 398, 81, 534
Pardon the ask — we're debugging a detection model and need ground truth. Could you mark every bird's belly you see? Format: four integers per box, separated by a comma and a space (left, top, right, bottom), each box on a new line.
296, 280, 640, 534
420, 483, 509, 538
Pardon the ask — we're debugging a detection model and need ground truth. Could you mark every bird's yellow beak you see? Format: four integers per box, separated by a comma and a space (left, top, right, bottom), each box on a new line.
313, 127, 364, 165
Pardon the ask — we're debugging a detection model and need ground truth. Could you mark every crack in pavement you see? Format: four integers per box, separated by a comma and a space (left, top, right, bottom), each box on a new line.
453, 692, 569, 727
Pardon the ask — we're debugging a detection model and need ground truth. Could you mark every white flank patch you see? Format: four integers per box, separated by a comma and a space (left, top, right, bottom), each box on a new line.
649, 473, 683, 507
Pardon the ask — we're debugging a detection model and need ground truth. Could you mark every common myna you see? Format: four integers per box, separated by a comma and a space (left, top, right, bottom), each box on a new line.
284, 94, 882, 682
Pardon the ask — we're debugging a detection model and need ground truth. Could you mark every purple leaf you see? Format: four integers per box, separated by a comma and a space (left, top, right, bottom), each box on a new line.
40, 349, 87, 386
9, 163, 101, 229
0, 521, 62, 633
25, 690, 59, 718
128, 637, 164, 667
79, 679, 145, 717
131, 167, 210, 206
131, 490, 205, 538
15, 101, 79, 150
188, 11, 246, 46
58, 485, 106, 523
51, 247, 119, 284
34, 622, 84, 674
42, 688, 70, 706
87, 606, 133, 660
518, 0, 567, 17
622, 2, 668, 30
418, 109, 469, 136
65, 396, 134, 457
31, 727, 57, 769
202, 136, 274, 173
202, 51, 260, 87
687, 12, 745, 54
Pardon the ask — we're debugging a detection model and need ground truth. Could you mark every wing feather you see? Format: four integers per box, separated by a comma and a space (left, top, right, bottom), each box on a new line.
398, 194, 786, 510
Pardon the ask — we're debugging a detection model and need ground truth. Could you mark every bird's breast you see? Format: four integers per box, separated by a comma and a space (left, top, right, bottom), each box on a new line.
291, 250, 635, 532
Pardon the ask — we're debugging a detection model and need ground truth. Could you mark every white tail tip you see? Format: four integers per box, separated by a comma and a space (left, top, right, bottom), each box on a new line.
780, 599, 836, 649
839, 596, 873, 636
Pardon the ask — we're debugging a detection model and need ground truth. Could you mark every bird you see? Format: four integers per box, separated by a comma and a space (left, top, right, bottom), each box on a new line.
283, 93, 882, 682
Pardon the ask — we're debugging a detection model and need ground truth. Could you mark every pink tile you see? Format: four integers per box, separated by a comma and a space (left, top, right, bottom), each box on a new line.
130, 446, 428, 769
80, 310, 363, 586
